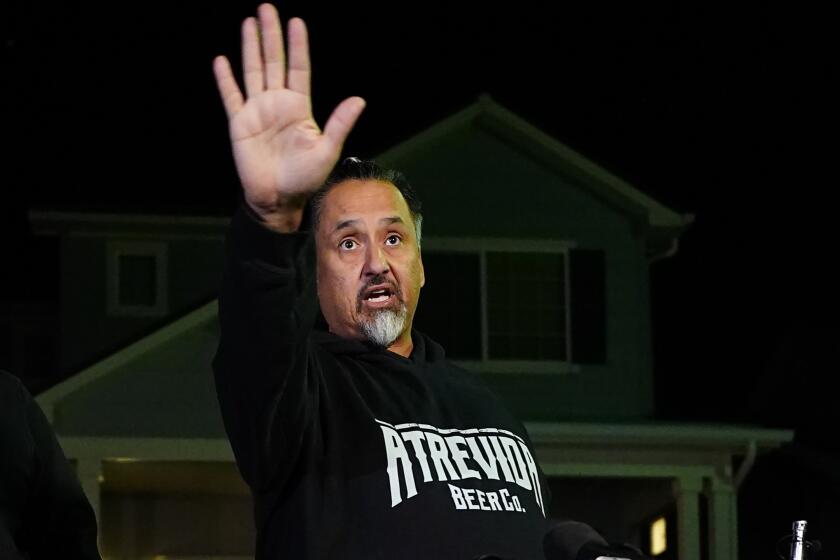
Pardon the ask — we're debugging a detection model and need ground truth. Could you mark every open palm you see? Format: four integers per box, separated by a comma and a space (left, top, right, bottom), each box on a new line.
213, 4, 365, 217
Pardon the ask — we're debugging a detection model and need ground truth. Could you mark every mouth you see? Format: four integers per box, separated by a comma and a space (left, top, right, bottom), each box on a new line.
360, 283, 400, 309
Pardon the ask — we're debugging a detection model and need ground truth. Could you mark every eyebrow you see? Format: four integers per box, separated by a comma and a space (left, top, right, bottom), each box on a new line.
333, 216, 405, 234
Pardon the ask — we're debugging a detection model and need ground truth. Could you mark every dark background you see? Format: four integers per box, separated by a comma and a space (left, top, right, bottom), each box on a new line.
3, 1, 836, 556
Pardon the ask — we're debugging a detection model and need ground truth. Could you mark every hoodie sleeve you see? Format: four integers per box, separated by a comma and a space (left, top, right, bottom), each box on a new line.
212, 205, 321, 491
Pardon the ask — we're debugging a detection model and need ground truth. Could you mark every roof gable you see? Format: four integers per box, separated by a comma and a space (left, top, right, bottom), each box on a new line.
378, 96, 692, 254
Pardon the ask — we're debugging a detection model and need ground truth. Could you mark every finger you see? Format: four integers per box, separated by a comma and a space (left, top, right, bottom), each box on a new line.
242, 16, 264, 97
213, 55, 244, 118
286, 18, 311, 97
323, 97, 366, 148
259, 3, 286, 90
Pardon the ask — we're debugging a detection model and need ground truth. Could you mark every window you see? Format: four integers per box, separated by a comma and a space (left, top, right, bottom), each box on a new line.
107, 241, 168, 317
486, 251, 567, 361
415, 239, 605, 372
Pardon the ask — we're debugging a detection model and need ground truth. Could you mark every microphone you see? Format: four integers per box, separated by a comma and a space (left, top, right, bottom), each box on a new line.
543, 521, 648, 560
776, 520, 821, 560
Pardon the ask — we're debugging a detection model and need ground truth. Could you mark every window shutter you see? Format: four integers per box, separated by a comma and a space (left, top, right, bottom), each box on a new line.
569, 249, 606, 364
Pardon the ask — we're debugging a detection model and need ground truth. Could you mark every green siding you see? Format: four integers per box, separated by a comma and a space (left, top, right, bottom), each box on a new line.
54, 320, 223, 438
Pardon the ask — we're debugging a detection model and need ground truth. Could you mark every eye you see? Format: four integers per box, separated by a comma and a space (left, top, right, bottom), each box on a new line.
339, 239, 358, 250
385, 234, 402, 246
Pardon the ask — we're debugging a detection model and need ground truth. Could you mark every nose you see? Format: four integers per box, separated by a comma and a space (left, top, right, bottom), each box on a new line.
363, 244, 390, 277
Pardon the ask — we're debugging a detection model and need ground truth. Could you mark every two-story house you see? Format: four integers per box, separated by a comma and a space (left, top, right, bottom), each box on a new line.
33, 97, 792, 560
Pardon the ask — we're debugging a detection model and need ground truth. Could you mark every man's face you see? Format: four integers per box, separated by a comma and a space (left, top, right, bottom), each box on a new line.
315, 179, 424, 348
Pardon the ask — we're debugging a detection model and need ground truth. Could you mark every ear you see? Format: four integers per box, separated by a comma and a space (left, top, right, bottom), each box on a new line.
419, 252, 425, 288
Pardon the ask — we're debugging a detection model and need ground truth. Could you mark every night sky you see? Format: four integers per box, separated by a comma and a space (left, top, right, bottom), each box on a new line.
3, 1, 838, 552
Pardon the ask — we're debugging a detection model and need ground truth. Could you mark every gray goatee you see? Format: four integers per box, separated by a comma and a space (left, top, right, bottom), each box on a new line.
360, 307, 407, 348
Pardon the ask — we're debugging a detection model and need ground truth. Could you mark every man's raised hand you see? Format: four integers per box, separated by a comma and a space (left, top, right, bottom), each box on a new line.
213, 4, 365, 230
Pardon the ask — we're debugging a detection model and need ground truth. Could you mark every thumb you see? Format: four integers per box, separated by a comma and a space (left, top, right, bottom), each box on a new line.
323, 96, 366, 148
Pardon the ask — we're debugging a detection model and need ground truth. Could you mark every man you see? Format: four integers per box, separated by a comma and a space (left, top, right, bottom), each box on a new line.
0, 370, 101, 559
212, 5, 550, 558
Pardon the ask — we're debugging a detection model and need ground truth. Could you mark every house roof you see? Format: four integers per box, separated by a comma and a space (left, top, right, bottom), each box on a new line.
379, 96, 693, 257
29, 211, 229, 239
36, 300, 223, 438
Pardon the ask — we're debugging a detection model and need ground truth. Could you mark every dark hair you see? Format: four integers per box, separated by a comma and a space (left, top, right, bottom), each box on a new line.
309, 157, 423, 243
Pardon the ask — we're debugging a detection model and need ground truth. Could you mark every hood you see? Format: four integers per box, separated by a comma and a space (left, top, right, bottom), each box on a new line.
311, 328, 447, 365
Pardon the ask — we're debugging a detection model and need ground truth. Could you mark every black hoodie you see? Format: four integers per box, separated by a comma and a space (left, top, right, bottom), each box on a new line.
213, 207, 551, 559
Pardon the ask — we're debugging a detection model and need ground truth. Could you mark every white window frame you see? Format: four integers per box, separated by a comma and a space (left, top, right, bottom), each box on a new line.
106, 241, 168, 317
422, 237, 580, 375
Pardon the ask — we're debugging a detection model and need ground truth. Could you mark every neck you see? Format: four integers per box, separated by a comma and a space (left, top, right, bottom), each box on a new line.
387, 331, 414, 357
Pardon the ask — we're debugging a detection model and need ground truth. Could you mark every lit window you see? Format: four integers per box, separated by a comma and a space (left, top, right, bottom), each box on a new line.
99, 460, 253, 558
650, 516, 667, 556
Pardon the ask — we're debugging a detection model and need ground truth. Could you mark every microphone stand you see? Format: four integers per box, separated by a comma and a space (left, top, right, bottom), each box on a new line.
789, 520, 807, 560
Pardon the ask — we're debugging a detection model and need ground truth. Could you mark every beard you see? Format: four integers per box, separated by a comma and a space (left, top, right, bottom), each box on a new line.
359, 305, 407, 348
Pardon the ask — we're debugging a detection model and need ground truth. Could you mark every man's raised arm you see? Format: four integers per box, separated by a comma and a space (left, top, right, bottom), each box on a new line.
211, 4, 363, 489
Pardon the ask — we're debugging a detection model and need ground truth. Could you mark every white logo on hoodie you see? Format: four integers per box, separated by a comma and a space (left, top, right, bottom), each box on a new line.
377, 419, 545, 516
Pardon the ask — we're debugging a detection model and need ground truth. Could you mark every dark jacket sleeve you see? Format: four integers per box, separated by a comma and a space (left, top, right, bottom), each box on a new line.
4, 373, 101, 560
212, 205, 321, 492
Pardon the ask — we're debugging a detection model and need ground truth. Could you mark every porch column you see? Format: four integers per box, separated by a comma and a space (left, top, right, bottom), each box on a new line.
705, 475, 738, 560
673, 476, 702, 560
